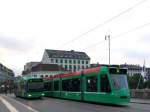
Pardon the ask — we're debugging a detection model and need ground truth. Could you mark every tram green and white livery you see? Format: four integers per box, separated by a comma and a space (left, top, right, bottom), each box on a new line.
43, 66, 130, 105
14, 76, 44, 98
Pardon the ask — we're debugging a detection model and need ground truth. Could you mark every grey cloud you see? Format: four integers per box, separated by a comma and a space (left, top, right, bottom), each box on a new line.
0, 36, 35, 52
113, 48, 150, 59
139, 35, 150, 43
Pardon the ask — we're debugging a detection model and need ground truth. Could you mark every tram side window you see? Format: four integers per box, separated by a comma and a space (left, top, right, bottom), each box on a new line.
44, 82, 52, 91
72, 78, 80, 91
54, 81, 59, 91
62, 80, 67, 91
86, 76, 97, 92
62, 78, 80, 92
48, 82, 52, 91
100, 75, 111, 93
62, 79, 72, 91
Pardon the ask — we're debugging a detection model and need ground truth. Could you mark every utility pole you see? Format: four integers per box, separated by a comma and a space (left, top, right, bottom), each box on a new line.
105, 35, 110, 66
137, 60, 146, 89
136, 74, 141, 89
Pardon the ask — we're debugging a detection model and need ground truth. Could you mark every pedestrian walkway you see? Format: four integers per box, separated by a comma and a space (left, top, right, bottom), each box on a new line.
131, 98, 150, 104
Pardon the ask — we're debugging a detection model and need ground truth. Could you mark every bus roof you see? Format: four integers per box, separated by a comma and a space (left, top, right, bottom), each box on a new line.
21, 76, 42, 80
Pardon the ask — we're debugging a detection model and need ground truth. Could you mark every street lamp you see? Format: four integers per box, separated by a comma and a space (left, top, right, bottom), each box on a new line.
105, 35, 110, 66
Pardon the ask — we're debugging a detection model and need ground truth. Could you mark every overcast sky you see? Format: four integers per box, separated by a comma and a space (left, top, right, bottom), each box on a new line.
0, 0, 150, 76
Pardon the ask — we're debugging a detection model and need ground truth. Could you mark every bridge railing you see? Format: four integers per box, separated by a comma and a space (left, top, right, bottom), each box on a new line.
131, 89, 150, 99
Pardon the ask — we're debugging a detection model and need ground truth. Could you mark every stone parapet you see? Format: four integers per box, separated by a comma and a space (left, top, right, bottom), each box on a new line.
131, 89, 150, 99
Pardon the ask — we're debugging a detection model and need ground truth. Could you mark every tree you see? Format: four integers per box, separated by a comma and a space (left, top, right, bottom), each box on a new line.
144, 80, 150, 89
127, 73, 144, 89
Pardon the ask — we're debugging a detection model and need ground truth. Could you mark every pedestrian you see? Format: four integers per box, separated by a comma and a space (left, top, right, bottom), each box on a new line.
4, 85, 8, 95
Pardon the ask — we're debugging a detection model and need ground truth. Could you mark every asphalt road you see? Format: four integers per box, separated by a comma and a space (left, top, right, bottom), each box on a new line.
0, 94, 150, 112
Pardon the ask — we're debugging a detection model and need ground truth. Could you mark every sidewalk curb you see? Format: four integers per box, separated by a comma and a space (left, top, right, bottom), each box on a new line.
131, 101, 150, 105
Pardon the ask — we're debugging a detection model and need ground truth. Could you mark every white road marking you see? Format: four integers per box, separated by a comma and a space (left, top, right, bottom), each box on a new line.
2, 95, 39, 112
0, 96, 19, 112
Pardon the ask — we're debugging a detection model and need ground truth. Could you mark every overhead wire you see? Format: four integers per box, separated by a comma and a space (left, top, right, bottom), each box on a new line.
57, 0, 147, 49
82, 22, 150, 51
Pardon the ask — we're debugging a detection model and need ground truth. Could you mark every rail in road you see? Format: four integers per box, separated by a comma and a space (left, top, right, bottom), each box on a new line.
0, 94, 150, 112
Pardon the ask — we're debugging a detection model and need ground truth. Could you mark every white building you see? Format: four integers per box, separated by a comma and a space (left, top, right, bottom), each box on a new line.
24, 62, 40, 71
120, 64, 143, 76
22, 63, 66, 78
26, 71, 64, 78
42, 49, 91, 72
0, 63, 14, 86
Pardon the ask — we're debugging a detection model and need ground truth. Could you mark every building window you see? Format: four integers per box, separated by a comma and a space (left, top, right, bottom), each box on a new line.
65, 65, 68, 70
86, 61, 89, 64
74, 60, 76, 64
78, 66, 80, 70
82, 60, 84, 64
74, 65, 76, 72
86, 76, 97, 92
60, 59, 63, 63
78, 60, 80, 64
69, 65, 72, 71
82, 66, 84, 69
69, 60, 72, 64
56, 59, 58, 63
65, 60, 67, 63
51, 59, 54, 63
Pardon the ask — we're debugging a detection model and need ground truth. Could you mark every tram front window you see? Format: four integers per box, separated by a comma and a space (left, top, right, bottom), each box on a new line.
28, 81, 44, 92
110, 75, 128, 90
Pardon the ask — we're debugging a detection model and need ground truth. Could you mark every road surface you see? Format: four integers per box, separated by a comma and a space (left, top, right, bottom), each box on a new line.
0, 94, 150, 112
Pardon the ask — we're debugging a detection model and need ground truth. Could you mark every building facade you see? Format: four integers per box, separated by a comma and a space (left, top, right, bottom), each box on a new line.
0, 63, 15, 88
42, 49, 91, 72
22, 63, 66, 78
146, 68, 150, 80
24, 62, 40, 72
91, 63, 143, 76
120, 64, 142, 76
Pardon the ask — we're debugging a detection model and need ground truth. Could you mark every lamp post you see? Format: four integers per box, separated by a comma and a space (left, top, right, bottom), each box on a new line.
105, 35, 110, 66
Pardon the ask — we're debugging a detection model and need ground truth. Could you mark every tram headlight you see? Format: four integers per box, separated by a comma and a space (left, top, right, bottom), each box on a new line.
28, 94, 32, 97
42, 93, 45, 96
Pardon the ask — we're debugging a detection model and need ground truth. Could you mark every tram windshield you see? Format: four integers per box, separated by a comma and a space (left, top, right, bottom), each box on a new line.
27, 79, 44, 92
110, 75, 128, 90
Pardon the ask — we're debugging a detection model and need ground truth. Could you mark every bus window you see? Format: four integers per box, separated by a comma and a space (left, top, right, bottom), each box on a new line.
27, 80, 43, 92
54, 81, 59, 91
86, 76, 97, 92
100, 75, 111, 93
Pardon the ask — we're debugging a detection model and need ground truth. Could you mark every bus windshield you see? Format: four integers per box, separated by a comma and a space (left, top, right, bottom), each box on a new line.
110, 75, 128, 90
27, 80, 44, 92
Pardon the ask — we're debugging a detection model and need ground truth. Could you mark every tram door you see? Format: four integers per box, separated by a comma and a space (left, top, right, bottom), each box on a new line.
100, 75, 111, 93
81, 72, 84, 101
99, 74, 112, 102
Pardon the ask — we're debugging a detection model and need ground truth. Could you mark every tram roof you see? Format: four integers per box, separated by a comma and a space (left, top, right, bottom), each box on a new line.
44, 66, 108, 80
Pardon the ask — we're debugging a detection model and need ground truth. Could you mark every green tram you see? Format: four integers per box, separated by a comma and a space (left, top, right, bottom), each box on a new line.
43, 66, 130, 105
14, 76, 44, 98
43, 76, 53, 97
